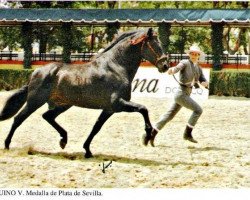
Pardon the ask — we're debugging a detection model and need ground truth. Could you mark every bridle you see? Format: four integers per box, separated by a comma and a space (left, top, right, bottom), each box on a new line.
130, 33, 169, 71
141, 39, 168, 66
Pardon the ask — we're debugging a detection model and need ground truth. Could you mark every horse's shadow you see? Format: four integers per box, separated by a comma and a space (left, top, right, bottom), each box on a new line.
187, 146, 230, 153
26, 146, 229, 168
27, 148, 165, 166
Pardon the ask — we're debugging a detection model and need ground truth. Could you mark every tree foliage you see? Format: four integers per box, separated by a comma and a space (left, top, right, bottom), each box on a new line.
60, 23, 73, 63
21, 22, 33, 69
105, 22, 121, 43
211, 23, 224, 70
0, 27, 20, 51
158, 23, 171, 54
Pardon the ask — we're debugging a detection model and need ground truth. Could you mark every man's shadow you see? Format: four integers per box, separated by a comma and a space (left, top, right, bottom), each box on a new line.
187, 146, 230, 153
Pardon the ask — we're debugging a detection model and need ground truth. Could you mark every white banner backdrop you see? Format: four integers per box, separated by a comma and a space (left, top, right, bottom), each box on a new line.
132, 67, 210, 100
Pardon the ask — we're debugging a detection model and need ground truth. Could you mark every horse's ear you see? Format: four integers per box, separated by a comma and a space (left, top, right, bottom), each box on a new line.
147, 28, 153, 39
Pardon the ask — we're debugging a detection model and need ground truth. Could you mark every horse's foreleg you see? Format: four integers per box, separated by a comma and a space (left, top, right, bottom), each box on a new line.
42, 106, 71, 149
112, 98, 153, 145
83, 110, 113, 158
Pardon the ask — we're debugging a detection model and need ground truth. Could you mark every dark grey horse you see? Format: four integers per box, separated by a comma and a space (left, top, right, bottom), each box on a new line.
0, 28, 169, 158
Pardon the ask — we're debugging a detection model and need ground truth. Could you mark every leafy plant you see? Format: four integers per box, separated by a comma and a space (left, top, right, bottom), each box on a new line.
209, 70, 250, 97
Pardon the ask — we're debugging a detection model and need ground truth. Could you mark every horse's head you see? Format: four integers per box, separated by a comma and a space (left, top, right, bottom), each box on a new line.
131, 28, 170, 73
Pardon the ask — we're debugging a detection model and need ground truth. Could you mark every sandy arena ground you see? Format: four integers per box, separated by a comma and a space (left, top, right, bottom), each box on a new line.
0, 91, 249, 188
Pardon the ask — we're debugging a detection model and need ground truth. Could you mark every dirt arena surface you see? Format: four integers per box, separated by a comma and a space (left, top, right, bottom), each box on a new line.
0, 91, 249, 188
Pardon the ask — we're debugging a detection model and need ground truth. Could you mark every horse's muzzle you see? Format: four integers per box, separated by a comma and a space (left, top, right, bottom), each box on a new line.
162, 63, 169, 72
156, 54, 170, 73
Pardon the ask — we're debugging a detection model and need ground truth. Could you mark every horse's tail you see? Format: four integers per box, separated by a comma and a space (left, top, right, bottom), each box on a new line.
0, 85, 28, 121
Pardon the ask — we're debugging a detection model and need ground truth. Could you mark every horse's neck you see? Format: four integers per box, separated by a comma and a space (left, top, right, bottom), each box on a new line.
111, 45, 142, 79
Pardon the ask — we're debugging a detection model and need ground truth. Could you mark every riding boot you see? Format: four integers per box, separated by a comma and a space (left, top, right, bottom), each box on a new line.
183, 125, 198, 143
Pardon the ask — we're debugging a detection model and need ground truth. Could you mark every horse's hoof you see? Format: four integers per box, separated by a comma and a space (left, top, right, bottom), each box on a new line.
149, 128, 158, 147
4, 146, 9, 150
4, 141, 10, 150
142, 133, 150, 146
59, 139, 67, 149
84, 152, 93, 159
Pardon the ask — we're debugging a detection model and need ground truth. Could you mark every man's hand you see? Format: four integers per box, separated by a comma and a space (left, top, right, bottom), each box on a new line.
200, 81, 209, 88
167, 68, 174, 75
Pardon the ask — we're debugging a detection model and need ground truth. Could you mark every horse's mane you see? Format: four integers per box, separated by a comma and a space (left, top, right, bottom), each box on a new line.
94, 30, 144, 58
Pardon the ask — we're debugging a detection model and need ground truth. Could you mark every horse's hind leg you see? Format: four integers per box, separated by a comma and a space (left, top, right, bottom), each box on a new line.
83, 110, 113, 158
5, 102, 44, 149
5, 81, 52, 149
42, 105, 71, 149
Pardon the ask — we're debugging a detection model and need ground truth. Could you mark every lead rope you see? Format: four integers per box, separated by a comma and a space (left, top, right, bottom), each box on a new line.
172, 74, 192, 88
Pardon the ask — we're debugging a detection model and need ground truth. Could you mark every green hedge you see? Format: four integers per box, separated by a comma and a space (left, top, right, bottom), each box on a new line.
209, 71, 250, 98
0, 69, 249, 98
0, 69, 32, 91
